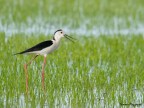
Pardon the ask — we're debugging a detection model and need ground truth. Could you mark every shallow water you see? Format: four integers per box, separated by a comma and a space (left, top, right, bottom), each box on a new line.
1, 0, 144, 107
0, 17, 144, 37
2, 87, 143, 108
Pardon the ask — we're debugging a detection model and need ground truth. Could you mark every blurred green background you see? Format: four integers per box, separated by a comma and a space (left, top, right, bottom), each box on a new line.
0, 0, 144, 108
0, 0, 144, 36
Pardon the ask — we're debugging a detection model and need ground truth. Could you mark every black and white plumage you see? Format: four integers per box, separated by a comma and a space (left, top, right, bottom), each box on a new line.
15, 29, 75, 93
15, 29, 75, 56
15, 40, 53, 55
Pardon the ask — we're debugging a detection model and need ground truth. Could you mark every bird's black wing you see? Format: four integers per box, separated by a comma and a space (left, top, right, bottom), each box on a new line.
15, 40, 53, 55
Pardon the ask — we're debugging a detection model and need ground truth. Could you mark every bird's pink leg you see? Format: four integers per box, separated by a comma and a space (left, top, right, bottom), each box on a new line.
24, 55, 38, 94
24, 64, 28, 94
42, 56, 47, 91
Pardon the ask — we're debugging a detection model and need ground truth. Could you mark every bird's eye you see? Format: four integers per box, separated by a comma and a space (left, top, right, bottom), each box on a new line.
61, 32, 63, 34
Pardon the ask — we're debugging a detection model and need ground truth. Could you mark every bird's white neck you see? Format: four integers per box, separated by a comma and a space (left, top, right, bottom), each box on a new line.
52, 37, 62, 44
53, 36, 63, 43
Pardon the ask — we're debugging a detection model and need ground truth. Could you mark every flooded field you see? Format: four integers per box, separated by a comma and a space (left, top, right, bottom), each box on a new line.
0, 0, 144, 107
1, 16, 144, 37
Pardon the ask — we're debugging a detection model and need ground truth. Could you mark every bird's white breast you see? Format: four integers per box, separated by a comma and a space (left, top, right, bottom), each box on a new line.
38, 40, 60, 55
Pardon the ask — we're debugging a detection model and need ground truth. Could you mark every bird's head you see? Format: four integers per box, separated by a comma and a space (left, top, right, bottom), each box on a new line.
53, 29, 76, 42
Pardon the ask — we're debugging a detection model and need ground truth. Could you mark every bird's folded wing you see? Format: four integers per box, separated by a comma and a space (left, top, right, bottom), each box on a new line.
15, 40, 53, 54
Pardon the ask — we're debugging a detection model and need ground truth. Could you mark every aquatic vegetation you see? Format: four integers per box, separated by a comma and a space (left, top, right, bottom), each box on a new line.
0, 0, 144, 107
1, 34, 144, 107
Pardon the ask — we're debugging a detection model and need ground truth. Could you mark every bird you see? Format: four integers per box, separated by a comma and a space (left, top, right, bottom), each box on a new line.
14, 29, 75, 93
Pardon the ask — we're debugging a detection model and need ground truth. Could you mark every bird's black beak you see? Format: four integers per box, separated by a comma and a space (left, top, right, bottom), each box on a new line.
64, 34, 76, 43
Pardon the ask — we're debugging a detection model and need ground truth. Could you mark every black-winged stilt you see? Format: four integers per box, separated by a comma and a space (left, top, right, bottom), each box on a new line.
15, 29, 75, 93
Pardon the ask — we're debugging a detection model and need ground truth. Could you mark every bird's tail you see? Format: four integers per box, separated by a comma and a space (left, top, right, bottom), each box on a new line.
13, 51, 25, 55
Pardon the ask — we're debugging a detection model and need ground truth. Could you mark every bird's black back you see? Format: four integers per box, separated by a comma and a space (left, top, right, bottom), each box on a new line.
15, 40, 53, 54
